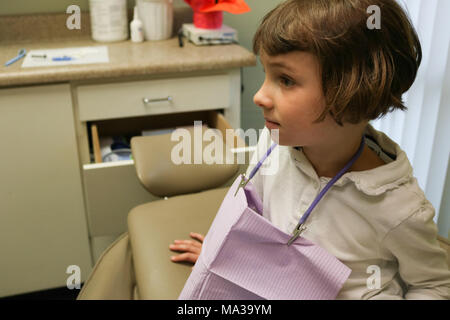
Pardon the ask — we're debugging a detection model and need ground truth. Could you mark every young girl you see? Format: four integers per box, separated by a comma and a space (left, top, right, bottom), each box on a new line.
169, 0, 450, 299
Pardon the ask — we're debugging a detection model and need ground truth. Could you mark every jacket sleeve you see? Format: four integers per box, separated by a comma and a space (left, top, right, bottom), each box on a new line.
382, 201, 450, 299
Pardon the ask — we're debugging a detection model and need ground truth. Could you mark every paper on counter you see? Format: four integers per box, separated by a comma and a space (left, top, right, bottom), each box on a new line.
21, 46, 109, 68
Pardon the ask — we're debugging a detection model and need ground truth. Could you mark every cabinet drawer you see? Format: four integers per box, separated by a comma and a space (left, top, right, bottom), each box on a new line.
83, 111, 250, 237
77, 74, 231, 121
83, 160, 158, 237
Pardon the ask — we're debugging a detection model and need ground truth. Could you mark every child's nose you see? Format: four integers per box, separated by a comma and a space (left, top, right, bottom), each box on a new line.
253, 84, 273, 110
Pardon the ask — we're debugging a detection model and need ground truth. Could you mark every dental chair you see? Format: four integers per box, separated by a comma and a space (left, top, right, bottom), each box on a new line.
78, 115, 249, 299
77, 116, 450, 300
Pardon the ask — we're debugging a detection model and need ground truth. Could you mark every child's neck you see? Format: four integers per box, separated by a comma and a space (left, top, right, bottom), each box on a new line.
302, 130, 385, 179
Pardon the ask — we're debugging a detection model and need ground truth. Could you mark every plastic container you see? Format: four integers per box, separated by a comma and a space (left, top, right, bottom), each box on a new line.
137, 0, 173, 41
89, 0, 128, 42
100, 136, 132, 162
102, 149, 132, 162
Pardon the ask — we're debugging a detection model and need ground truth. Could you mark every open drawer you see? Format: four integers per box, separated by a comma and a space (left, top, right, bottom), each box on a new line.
82, 110, 253, 238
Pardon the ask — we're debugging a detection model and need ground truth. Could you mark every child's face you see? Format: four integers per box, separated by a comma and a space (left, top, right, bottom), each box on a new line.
254, 50, 342, 147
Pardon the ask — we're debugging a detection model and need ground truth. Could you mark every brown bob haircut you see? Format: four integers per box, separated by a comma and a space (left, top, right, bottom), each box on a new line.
253, 0, 422, 125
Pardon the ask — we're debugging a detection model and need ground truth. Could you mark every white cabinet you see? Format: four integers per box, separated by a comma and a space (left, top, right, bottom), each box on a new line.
0, 84, 92, 297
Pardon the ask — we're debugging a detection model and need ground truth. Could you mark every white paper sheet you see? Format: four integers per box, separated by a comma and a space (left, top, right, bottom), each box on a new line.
21, 46, 109, 68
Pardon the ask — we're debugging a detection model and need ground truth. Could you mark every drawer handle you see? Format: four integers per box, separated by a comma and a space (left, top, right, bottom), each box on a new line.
142, 96, 173, 104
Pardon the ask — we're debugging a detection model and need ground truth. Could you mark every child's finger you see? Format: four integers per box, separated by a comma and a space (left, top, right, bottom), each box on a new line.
190, 232, 205, 243
174, 239, 201, 246
170, 252, 198, 264
171, 240, 202, 249
169, 243, 201, 254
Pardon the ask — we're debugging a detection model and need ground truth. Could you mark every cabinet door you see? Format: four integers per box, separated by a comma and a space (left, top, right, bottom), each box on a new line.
0, 84, 92, 297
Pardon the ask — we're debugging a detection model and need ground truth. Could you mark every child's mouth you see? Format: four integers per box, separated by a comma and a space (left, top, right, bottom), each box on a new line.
265, 119, 280, 129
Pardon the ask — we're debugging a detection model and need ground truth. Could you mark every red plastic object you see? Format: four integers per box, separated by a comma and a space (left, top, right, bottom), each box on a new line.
184, 0, 250, 14
199, 0, 250, 14
184, 1, 250, 29
194, 11, 223, 29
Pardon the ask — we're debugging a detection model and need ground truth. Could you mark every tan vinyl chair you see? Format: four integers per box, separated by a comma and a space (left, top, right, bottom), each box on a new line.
78, 121, 248, 300
438, 235, 450, 268
78, 120, 450, 300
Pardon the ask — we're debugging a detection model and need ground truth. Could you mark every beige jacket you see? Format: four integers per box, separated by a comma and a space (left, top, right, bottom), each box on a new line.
246, 124, 450, 299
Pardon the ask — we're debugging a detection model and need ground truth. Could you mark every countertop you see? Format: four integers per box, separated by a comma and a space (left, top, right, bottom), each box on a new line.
0, 10, 256, 88
0, 37, 256, 87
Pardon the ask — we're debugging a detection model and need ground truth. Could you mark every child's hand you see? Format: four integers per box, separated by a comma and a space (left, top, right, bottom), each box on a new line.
169, 232, 204, 269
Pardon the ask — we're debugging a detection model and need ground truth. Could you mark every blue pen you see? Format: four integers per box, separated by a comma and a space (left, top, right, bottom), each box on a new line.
5, 49, 26, 67
52, 55, 74, 61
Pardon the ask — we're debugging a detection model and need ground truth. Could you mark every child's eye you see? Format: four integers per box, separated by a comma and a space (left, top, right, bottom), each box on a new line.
280, 76, 295, 87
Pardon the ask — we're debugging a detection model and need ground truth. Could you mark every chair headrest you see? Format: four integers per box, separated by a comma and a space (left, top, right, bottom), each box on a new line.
131, 125, 240, 197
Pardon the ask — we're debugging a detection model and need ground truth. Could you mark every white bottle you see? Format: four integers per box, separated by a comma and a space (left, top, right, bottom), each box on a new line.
130, 6, 144, 43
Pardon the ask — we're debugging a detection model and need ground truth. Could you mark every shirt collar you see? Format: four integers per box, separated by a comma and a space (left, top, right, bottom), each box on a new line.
288, 124, 413, 196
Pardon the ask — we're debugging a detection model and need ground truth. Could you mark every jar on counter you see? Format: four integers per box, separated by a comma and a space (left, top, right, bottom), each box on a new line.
89, 0, 129, 42
137, 0, 173, 41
